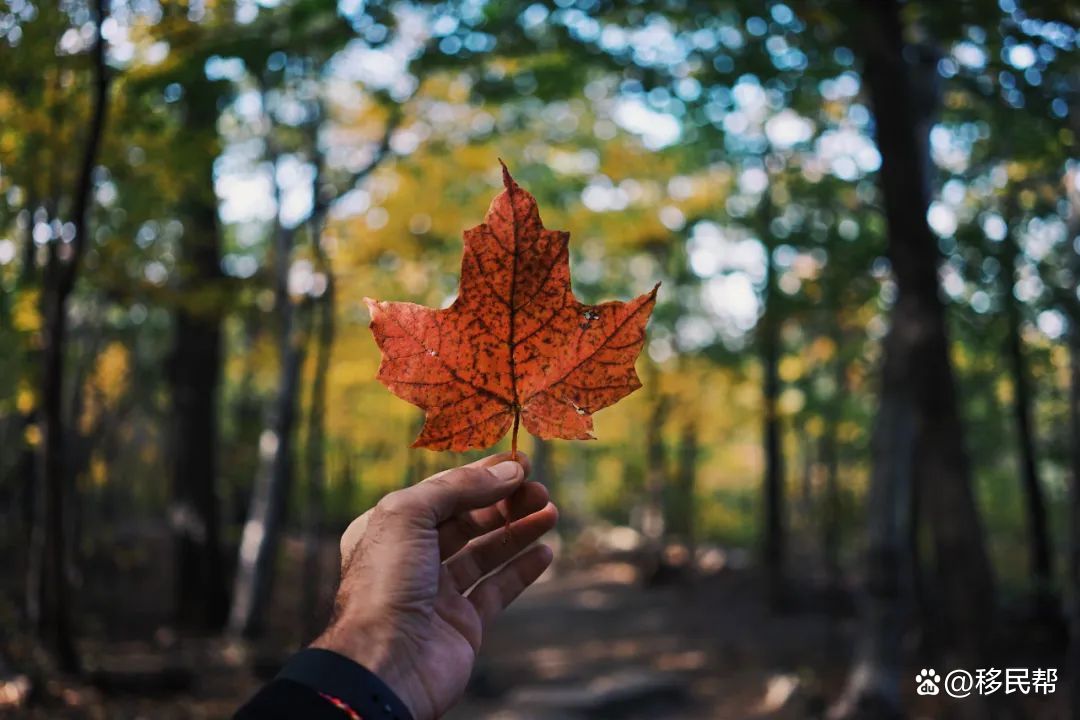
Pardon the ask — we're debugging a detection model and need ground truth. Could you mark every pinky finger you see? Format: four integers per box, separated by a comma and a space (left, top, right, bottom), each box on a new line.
468, 544, 553, 630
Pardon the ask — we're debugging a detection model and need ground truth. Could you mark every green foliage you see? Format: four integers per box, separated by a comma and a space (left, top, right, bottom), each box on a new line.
0, 0, 1077, 597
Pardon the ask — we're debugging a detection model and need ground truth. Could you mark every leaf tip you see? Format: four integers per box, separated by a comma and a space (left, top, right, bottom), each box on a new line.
363, 296, 381, 321
498, 158, 513, 189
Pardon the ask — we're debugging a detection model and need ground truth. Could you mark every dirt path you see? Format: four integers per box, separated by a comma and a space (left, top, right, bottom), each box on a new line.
4, 540, 1067, 718
447, 562, 849, 719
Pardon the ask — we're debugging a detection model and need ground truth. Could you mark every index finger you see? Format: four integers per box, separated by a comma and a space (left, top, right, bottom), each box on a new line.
339, 452, 532, 564
402, 458, 525, 528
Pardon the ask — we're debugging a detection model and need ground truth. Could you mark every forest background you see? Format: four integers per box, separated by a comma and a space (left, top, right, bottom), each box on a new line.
1, 0, 1079, 717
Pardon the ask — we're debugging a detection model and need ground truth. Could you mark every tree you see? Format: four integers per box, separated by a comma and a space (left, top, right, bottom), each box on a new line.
300, 198, 336, 640
838, 0, 995, 713
227, 90, 313, 637
228, 84, 398, 636
1001, 194, 1054, 611
168, 75, 230, 631
123, 3, 245, 632
31, 0, 111, 672
758, 186, 787, 608
1066, 164, 1080, 720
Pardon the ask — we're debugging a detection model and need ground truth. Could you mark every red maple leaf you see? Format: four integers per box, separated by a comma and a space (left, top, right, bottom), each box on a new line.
366, 162, 659, 452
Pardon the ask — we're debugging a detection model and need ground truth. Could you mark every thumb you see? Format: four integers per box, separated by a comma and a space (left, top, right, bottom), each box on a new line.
399, 460, 525, 528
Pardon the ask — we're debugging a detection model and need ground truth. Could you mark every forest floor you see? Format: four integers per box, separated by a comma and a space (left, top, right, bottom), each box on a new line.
0, 530, 1068, 719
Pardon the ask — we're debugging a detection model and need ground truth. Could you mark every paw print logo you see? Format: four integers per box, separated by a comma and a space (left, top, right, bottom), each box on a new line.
916, 669, 941, 696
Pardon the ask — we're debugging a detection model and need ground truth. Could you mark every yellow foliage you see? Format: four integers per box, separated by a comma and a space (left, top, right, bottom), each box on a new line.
80, 342, 131, 434
12, 290, 42, 333
778, 356, 803, 383
92, 343, 131, 405
778, 388, 805, 416
838, 421, 863, 444
90, 455, 108, 487
16, 386, 35, 415
995, 377, 1014, 406
952, 342, 970, 371
809, 336, 836, 363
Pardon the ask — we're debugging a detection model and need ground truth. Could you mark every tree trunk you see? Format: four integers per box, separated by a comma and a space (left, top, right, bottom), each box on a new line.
760, 203, 786, 609
228, 279, 307, 639
169, 88, 228, 632
640, 363, 668, 546
634, 367, 668, 585
531, 436, 552, 488
820, 329, 843, 606
302, 222, 335, 642
866, 0, 994, 658
1065, 173, 1080, 720
1069, 327, 1080, 720
228, 139, 308, 637
673, 417, 698, 548
16, 196, 39, 621
229, 102, 396, 637
1001, 231, 1054, 612
836, 0, 994, 713
34, 287, 80, 672
30, 0, 110, 672
170, 307, 227, 631
834, 319, 917, 719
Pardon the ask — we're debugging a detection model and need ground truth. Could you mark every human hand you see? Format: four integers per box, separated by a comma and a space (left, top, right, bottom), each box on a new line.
311, 452, 558, 720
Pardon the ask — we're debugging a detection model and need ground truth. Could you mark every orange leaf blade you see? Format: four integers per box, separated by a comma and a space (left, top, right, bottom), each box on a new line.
367, 164, 659, 451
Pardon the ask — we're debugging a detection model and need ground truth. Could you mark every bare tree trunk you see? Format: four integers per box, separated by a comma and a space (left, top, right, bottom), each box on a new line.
302, 218, 335, 641
229, 106, 397, 637
35, 269, 80, 672
170, 84, 227, 632
30, 0, 110, 672
633, 363, 669, 585
228, 143, 308, 637
835, 1, 994, 714
171, 301, 227, 631
1069, 326, 1080, 720
833, 320, 917, 720
642, 392, 668, 544
228, 282, 307, 638
16, 195, 39, 620
760, 205, 786, 609
531, 435, 552, 489
799, 435, 814, 525
1065, 172, 1080, 720
674, 418, 698, 550
1001, 229, 1054, 613
870, 0, 994, 659
821, 325, 844, 605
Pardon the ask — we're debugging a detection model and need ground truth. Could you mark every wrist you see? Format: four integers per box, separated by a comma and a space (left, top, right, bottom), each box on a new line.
311, 620, 424, 720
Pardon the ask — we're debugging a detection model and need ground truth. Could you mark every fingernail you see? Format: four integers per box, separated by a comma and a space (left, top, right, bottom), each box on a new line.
489, 461, 523, 483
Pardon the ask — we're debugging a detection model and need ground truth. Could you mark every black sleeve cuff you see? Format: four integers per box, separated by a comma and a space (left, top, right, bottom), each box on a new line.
236, 677, 347, 719
276, 648, 414, 720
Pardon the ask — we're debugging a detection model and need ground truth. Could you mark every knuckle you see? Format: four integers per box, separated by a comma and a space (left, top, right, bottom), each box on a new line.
427, 472, 457, 491
377, 489, 413, 517
432, 466, 485, 493
459, 466, 492, 487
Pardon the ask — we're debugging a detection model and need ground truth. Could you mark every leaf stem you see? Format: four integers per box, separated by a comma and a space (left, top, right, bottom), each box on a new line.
511, 408, 520, 461
504, 408, 521, 542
